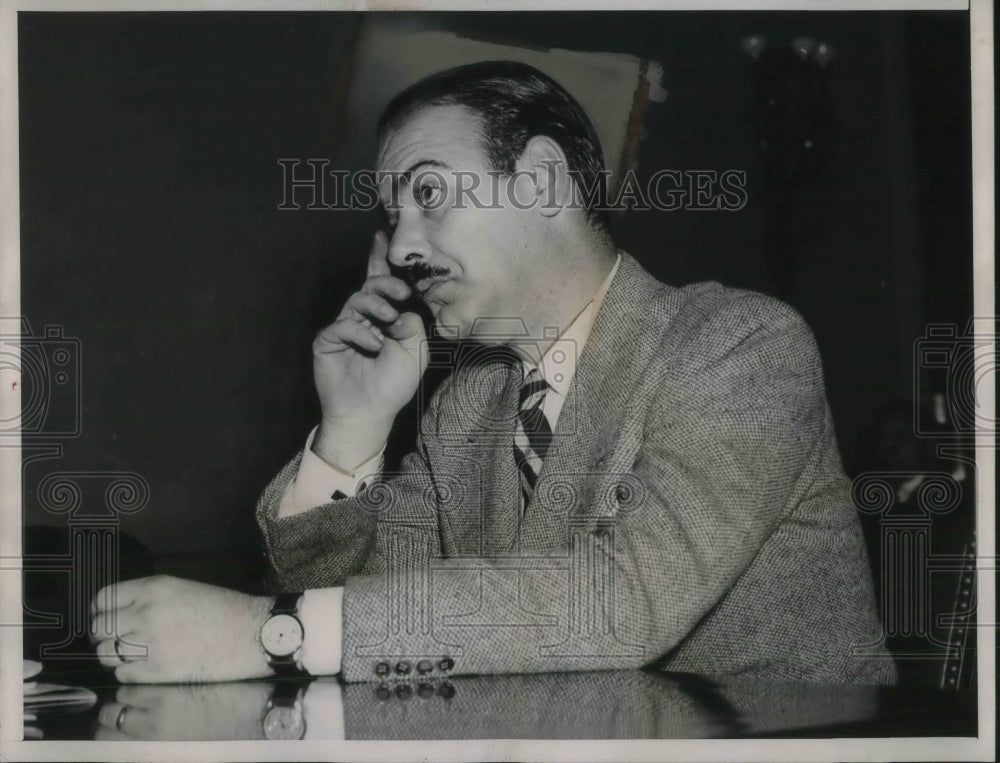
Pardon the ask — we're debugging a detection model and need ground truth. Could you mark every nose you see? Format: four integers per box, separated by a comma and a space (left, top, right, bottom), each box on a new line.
387, 209, 431, 269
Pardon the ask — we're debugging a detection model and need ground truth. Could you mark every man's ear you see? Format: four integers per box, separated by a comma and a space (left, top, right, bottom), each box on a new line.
517, 135, 574, 218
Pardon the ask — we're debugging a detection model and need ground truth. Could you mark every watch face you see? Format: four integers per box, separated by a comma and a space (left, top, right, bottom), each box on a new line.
263, 706, 305, 740
261, 613, 303, 658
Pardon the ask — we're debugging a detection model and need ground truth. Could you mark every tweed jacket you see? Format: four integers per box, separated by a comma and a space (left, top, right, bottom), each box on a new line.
257, 253, 896, 685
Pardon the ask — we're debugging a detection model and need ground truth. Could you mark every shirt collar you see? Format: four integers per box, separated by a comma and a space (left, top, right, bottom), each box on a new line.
524, 253, 621, 398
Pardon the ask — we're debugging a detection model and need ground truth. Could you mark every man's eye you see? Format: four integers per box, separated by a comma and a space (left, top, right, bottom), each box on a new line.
414, 183, 444, 209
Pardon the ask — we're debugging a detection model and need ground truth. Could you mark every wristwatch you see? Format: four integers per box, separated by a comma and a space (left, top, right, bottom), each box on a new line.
261, 681, 306, 740
260, 592, 306, 676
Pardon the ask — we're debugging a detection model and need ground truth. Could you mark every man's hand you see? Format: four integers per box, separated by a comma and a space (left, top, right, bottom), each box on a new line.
94, 682, 272, 740
311, 230, 428, 467
90, 575, 274, 684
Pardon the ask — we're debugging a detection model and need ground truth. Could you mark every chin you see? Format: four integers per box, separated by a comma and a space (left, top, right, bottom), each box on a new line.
433, 303, 512, 345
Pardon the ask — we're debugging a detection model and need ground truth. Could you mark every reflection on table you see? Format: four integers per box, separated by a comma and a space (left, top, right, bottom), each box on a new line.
26, 665, 975, 741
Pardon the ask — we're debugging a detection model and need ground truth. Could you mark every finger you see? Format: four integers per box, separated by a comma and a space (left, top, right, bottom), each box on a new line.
116, 685, 156, 709
95, 638, 123, 668
355, 317, 384, 341
97, 701, 127, 730
315, 319, 383, 354
90, 606, 140, 645
115, 659, 159, 685
92, 578, 148, 615
345, 291, 399, 325
383, 311, 425, 342
95, 637, 146, 668
98, 701, 152, 737
366, 230, 390, 277
116, 635, 149, 662
360, 274, 411, 303
356, 316, 383, 335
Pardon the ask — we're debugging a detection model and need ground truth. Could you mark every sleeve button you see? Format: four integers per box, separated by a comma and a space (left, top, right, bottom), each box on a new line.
417, 682, 435, 699
374, 661, 390, 677
438, 657, 455, 672
438, 681, 456, 699
417, 659, 434, 674
374, 684, 391, 701
395, 660, 412, 676
395, 684, 413, 700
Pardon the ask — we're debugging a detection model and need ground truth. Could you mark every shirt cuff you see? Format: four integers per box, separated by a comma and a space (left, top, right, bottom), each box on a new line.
301, 677, 345, 740
278, 427, 385, 517
299, 586, 343, 677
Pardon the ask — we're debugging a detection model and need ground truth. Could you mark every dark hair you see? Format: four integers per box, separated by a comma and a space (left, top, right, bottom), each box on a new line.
377, 60, 609, 230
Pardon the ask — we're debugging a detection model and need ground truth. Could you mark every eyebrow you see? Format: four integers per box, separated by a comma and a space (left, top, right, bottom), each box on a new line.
403, 159, 448, 177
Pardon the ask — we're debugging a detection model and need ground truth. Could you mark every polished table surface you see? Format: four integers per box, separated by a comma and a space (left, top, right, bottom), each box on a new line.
25, 663, 976, 741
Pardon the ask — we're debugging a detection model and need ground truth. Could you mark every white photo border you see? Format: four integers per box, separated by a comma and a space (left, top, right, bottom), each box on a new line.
0, 0, 993, 761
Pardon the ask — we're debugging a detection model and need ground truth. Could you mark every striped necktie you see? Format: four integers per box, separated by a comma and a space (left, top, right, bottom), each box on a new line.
513, 367, 553, 514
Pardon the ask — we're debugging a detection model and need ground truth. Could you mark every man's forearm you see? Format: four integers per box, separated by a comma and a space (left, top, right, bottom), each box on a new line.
311, 415, 396, 471
256, 458, 381, 590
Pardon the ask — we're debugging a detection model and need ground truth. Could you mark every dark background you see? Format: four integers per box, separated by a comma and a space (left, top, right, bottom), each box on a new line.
19, 12, 972, 571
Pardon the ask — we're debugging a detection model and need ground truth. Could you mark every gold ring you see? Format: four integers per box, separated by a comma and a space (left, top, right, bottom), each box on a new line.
113, 639, 128, 664
115, 705, 128, 731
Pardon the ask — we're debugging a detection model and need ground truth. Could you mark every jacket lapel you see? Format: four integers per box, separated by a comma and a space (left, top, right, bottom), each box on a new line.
431, 352, 523, 557
520, 254, 669, 549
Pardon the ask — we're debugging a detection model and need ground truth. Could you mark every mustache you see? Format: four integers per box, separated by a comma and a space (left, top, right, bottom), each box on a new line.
392, 262, 452, 288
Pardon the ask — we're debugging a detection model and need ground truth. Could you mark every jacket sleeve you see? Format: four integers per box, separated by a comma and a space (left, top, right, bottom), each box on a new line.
339, 670, 713, 739
337, 294, 848, 682
256, 394, 446, 592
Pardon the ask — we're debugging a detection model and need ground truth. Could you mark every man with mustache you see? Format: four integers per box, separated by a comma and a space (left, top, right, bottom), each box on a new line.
90, 61, 894, 697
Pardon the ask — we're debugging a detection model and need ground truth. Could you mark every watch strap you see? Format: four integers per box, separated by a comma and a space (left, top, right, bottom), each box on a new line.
268, 680, 304, 707
265, 592, 307, 676
269, 654, 304, 676
271, 592, 302, 616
